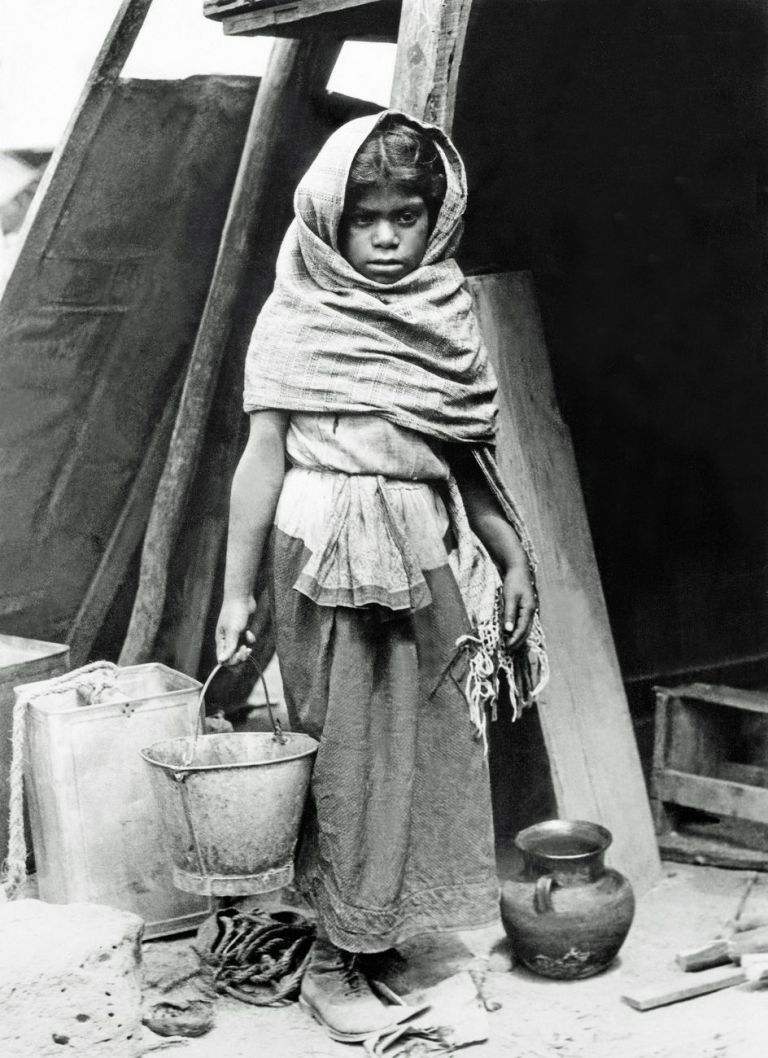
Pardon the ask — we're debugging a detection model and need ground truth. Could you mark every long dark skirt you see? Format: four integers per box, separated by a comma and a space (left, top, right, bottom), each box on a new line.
272, 528, 500, 953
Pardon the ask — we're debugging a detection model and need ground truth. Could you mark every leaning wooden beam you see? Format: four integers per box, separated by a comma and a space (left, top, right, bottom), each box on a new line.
467, 273, 661, 893
119, 36, 343, 665
162, 45, 343, 681
389, 0, 474, 127
8, 0, 152, 266
67, 376, 183, 668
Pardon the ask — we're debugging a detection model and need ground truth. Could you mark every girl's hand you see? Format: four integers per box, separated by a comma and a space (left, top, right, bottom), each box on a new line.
216, 595, 256, 665
502, 564, 536, 650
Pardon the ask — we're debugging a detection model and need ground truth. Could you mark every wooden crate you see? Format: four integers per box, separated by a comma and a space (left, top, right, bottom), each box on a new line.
652, 683, 768, 834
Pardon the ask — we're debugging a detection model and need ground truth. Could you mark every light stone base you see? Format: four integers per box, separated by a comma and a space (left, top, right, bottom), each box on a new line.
0, 899, 144, 1058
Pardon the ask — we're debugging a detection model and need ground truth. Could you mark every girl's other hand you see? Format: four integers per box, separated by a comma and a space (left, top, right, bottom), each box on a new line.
502, 564, 536, 650
216, 595, 256, 665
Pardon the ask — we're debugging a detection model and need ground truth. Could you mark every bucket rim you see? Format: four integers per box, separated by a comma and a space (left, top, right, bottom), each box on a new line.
139, 731, 318, 773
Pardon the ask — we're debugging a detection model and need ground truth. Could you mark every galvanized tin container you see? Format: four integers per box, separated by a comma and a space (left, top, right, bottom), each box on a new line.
0, 634, 69, 865
19, 662, 212, 938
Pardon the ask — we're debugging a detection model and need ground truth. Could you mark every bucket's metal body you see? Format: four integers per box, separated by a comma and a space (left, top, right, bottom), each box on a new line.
141, 730, 317, 896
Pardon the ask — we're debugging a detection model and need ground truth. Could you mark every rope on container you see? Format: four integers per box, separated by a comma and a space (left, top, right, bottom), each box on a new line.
2, 661, 118, 900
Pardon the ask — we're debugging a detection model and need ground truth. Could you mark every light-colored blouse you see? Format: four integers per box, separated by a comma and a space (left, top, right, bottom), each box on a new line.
274, 413, 470, 612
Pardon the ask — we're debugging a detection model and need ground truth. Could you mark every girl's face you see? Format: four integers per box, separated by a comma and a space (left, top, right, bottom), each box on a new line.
339, 184, 430, 284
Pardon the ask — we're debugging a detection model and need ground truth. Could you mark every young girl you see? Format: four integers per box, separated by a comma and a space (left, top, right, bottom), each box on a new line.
216, 111, 547, 1042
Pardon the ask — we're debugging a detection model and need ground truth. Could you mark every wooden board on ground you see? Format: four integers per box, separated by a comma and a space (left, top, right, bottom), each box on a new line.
621, 967, 746, 1011
467, 272, 661, 894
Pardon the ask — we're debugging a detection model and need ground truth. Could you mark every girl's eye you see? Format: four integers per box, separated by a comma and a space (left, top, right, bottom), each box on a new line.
398, 212, 418, 226
352, 213, 374, 227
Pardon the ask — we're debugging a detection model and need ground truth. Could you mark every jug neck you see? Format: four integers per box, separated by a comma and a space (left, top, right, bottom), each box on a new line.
515, 820, 612, 886
524, 847, 605, 885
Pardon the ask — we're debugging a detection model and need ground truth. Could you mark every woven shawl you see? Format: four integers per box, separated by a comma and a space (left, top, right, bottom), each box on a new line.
244, 110, 497, 442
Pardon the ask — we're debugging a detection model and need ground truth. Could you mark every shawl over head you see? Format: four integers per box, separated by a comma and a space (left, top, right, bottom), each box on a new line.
244, 110, 498, 443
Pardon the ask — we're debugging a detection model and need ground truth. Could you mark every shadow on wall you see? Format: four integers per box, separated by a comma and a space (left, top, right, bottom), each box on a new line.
455, 0, 768, 682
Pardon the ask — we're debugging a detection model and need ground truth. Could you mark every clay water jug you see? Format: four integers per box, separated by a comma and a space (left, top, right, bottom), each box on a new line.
500, 819, 634, 979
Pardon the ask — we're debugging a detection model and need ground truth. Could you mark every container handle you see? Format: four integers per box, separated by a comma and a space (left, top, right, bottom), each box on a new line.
184, 654, 287, 768
534, 875, 557, 914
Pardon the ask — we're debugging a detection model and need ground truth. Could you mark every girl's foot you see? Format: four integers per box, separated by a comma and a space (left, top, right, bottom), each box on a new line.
299, 937, 405, 1042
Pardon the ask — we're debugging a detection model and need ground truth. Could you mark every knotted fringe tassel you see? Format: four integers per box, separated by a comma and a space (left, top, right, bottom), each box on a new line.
2, 661, 119, 901
456, 589, 551, 756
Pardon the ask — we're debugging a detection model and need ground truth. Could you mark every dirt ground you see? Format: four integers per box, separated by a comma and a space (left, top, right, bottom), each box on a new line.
140, 861, 768, 1058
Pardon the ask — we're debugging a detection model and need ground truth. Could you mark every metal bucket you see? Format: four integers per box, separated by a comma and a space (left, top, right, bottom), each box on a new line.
140, 662, 318, 896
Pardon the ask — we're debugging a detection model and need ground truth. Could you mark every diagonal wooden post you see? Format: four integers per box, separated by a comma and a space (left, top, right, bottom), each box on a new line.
5, 0, 153, 276
468, 273, 661, 892
389, 0, 474, 128
160, 42, 344, 680
119, 36, 342, 665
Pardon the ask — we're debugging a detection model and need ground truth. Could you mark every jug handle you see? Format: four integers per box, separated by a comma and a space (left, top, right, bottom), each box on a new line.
534, 875, 557, 913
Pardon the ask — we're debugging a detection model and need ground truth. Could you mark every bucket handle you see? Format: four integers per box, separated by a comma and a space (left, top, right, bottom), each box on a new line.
183, 654, 287, 768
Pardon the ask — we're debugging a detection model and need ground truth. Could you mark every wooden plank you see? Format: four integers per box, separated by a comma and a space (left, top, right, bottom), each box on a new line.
163, 58, 351, 682
718, 761, 768, 790
205, 0, 289, 18
675, 939, 732, 972
656, 682, 768, 715
621, 967, 746, 1011
390, 0, 473, 128
8, 0, 152, 263
119, 37, 343, 666
651, 690, 673, 832
66, 376, 183, 668
741, 953, 768, 983
655, 769, 768, 825
205, 0, 377, 19
659, 828, 768, 871
211, 0, 375, 22
467, 272, 661, 893
221, 2, 400, 41
675, 928, 768, 972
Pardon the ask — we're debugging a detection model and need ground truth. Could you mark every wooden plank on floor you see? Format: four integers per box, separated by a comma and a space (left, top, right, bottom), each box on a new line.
621, 967, 746, 1011
466, 271, 661, 893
